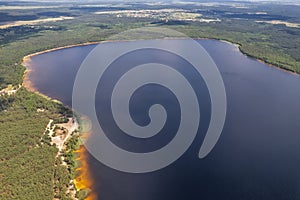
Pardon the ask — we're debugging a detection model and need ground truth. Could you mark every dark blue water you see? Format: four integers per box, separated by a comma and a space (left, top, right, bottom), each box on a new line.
26, 40, 300, 200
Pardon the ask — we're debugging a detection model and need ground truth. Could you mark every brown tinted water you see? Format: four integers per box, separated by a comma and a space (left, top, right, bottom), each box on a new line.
24, 40, 300, 200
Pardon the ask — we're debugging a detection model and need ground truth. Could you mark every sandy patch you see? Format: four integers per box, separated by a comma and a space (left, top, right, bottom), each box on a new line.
0, 16, 74, 29
256, 20, 300, 28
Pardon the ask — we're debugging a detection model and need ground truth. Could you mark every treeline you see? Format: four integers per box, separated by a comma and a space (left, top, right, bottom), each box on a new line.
174, 19, 300, 73
0, 5, 299, 200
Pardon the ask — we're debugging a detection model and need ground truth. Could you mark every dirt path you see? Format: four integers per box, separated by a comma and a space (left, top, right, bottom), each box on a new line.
42, 117, 79, 200
0, 84, 21, 96
49, 118, 79, 158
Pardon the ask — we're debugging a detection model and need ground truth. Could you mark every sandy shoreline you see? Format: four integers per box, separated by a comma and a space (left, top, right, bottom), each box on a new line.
20, 37, 299, 200
74, 145, 98, 200
21, 38, 299, 85
21, 41, 102, 93
21, 41, 102, 200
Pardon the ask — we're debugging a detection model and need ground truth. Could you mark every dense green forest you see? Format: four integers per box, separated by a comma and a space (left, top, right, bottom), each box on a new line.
0, 88, 70, 199
0, 1, 299, 199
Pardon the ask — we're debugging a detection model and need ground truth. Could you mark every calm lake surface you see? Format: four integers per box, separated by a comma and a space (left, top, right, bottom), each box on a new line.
25, 40, 300, 200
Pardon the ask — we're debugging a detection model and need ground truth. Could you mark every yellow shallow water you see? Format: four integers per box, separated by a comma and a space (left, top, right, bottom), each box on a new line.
74, 145, 98, 200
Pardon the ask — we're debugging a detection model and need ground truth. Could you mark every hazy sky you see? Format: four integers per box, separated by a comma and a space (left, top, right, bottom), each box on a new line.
8, 0, 300, 4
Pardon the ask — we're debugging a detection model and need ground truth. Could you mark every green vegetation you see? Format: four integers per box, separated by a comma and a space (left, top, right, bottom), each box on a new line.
53, 164, 73, 200
0, 3, 299, 90
53, 117, 70, 124
76, 189, 91, 200
64, 134, 80, 177
0, 88, 71, 199
0, 1, 299, 200
175, 20, 300, 73
53, 134, 80, 200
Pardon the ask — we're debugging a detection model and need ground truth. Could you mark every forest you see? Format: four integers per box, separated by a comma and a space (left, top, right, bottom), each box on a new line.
0, 1, 299, 199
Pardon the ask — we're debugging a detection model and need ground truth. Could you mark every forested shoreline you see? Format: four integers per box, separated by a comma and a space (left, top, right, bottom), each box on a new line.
0, 2, 299, 199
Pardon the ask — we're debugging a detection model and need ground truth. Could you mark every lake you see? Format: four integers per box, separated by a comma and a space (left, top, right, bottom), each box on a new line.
24, 39, 300, 200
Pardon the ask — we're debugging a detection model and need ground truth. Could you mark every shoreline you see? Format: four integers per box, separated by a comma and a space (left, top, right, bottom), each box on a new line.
21, 37, 300, 200
216, 38, 300, 77
74, 145, 98, 200
22, 41, 102, 93
21, 42, 101, 200
21, 38, 300, 80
